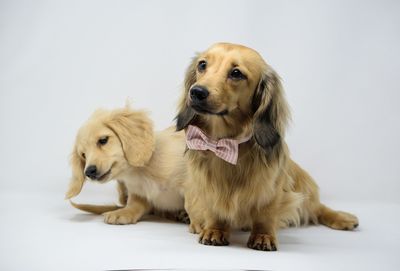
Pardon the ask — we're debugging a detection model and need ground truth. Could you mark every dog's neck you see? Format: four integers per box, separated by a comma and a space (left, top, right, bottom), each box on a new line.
192, 110, 253, 140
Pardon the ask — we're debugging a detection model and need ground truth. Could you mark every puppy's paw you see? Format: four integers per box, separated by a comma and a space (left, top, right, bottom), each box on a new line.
328, 211, 359, 231
103, 209, 141, 225
199, 229, 229, 246
189, 222, 202, 234
247, 233, 278, 251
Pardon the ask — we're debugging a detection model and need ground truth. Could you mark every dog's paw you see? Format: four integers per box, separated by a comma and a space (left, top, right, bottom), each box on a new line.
103, 209, 142, 225
247, 233, 278, 251
176, 210, 191, 224
199, 229, 229, 246
189, 222, 202, 234
240, 226, 252, 232
328, 211, 359, 231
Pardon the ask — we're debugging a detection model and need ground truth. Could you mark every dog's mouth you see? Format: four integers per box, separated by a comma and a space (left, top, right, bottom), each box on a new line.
96, 168, 112, 182
190, 103, 228, 116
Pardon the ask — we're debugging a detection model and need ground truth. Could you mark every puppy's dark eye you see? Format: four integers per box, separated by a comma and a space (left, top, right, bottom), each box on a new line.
82, 153, 86, 159
198, 60, 207, 72
98, 136, 109, 146
229, 68, 246, 80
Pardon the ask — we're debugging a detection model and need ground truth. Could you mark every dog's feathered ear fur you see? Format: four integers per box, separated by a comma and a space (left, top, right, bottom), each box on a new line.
252, 67, 290, 152
176, 55, 199, 131
65, 145, 86, 199
106, 108, 155, 167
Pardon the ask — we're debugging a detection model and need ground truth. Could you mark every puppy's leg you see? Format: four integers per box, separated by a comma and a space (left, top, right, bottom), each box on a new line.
117, 181, 128, 206
104, 194, 151, 225
199, 216, 230, 246
247, 207, 279, 251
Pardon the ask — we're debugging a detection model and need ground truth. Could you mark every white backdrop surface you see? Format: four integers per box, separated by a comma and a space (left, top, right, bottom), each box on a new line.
0, 0, 399, 270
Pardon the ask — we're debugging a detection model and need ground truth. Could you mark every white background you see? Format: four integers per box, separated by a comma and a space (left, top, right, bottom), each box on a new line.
1, 0, 399, 270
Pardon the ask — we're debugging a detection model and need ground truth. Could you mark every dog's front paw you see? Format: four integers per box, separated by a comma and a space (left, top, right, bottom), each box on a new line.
247, 233, 278, 251
199, 229, 229, 246
103, 209, 142, 225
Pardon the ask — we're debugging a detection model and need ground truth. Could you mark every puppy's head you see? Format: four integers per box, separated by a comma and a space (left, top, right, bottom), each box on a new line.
65, 107, 155, 199
176, 42, 290, 151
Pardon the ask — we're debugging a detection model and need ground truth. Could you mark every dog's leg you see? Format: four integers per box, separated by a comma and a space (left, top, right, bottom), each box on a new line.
103, 194, 151, 225
153, 209, 191, 224
184, 196, 204, 234
199, 217, 230, 246
189, 220, 203, 234
175, 209, 191, 224
288, 159, 359, 230
316, 204, 359, 230
247, 207, 279, 251
297, 189, 359, 230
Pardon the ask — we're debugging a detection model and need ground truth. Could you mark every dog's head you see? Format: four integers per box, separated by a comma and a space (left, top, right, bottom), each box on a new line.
176, 43, 290, 151
65, 107, 155, 199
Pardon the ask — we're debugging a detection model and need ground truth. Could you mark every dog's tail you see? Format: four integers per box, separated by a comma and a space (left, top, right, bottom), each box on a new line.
69, 201, 122, 215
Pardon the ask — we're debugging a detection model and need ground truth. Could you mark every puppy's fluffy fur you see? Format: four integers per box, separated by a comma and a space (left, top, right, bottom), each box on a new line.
176, 43, 359, 250
66, 107, 188, 224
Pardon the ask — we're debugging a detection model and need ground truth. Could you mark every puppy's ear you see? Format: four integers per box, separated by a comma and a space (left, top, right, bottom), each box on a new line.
106, 108, 155, 167
175, 56, 198, 131
65, 145, 86, 199
252, 67, 290, 151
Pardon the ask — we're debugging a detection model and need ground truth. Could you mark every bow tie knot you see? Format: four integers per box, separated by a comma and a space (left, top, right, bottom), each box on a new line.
185, 125, 252, 165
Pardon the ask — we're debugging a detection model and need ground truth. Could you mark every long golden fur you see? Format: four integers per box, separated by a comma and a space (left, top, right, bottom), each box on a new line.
176, 43, 359, 250
66, 106, 189, 224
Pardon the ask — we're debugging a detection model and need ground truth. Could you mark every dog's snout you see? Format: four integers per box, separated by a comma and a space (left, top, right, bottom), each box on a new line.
190, 86, 209, 102
85, 165, 97, 179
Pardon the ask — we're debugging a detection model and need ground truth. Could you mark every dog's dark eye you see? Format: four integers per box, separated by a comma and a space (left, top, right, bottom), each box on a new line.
198, 60, 207, 72
98, 136, 109, 146
81, 153, 86, 159
229, 68, 246, 80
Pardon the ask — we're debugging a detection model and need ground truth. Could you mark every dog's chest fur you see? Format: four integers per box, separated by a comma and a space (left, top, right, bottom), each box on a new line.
188, 146, 281, 226
119, 170, 184, 211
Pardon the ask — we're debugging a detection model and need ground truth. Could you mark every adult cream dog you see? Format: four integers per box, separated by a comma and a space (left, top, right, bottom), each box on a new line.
176, 43, 359, 250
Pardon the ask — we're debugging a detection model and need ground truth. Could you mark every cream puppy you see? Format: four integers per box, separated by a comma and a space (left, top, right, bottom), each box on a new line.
66, 106, 188, 224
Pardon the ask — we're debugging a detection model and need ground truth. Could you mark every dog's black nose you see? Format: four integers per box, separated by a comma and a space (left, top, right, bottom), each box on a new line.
190, 86, 209, 102
85, 165, 97, 179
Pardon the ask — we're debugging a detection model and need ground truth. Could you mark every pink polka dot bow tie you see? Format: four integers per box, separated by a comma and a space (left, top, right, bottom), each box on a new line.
185, 125, 252, 165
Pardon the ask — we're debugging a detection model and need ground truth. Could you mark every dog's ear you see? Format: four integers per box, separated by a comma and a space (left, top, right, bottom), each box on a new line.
175, 56, 198, 131
106, 108, 155, 167
252, 67, 290, 151
65, 145, 86, 199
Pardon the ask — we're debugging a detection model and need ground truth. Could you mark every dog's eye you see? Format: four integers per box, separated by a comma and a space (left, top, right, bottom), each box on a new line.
98, 136, 109, 146
81, 153, 86, 159
229, 68, 246, 80
197, 60, 207, 72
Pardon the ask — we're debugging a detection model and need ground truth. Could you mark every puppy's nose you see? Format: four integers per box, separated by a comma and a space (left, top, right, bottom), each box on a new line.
190, 86, 209, 102
85, 165, 97, 179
